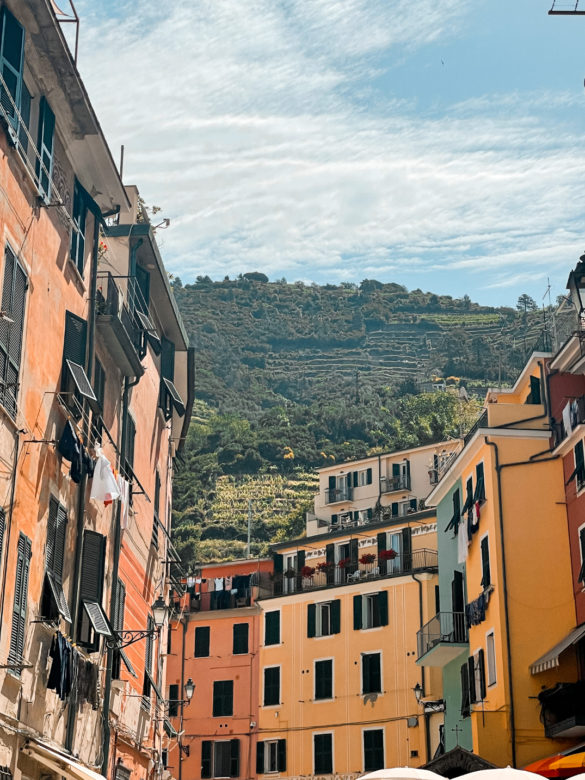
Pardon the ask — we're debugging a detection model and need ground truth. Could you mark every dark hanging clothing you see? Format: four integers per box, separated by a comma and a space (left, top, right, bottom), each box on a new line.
82, 449, 95, 478
47, 632, 72, 700
57, 421, 83, 483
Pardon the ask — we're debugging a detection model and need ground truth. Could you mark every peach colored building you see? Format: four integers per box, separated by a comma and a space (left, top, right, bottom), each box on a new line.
167, 559, 273, 780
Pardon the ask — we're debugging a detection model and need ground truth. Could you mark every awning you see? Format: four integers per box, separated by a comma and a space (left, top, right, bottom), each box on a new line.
524, 748, 585, 778
530, 624, 585, 674
22, 739, 106, 780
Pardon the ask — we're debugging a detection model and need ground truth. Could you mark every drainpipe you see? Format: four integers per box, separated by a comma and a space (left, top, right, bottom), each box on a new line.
65, 211, 100, 753
411, 572, 431, 763
179, 616, 187, 780
102, 374, 139, 777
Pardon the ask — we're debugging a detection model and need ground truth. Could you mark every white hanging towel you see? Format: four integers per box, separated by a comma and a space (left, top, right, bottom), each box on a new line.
90, 450, 121, 503
118, 475, 130, 528
563, 402, 573, 437
457, 516, 469, 564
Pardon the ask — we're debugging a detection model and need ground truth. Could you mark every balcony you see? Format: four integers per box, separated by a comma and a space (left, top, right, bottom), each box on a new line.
96, 273, 147, 378
325, 486, 353, 504
553, 395, 585, 448
186, 588, 254, 612
416, 611, 468, 666
263, 549, 438, 599
380, 475, 411, 493
539, 682, 585, 738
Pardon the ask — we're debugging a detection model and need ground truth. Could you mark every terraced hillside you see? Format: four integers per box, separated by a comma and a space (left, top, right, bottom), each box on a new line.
171, 279, 549, 567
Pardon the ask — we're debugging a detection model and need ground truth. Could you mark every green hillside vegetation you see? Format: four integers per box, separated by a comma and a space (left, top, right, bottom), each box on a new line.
171, 277, 549, 568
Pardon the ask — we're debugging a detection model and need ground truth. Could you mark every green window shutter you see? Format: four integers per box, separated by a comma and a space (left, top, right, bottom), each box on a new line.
328, 475, 336, 491
362, 653, 381, 694
307, 604, 316, 638
315, 659, 332, 700
70, 181, 87, 274
93, 357, 106, 412
0, 7, 24, 127
195, 626, 210, 657
233, 623, 248, 654
265, 611, 280, 645
477, 649, 486, 700
409, 498, 417, 512
36, 97, 55, 200
377, 532, 386, 555
353, 471, 358, 488
297, 549, 305, 573
353, 510, 359, 522
161, 337, 175, 381
201, 741, 212, 778
273, 553, 283, 574
331, 514, 338, 525
349, 538, 358, 567
256, 742, 265, 774
378, 591, 388, 626
391, 502, 398, 517
474, 463, 485, 502
480, 536, 490, 588
230, 739, 239, 777
0, 247, 27, 417
277, 740, 286, 772
17, 81, 31, 152
325, 544, 334, 565
366, 467, 372, 485
124, 410, 136, 473
353, 595, 362, 630
168, 684, 179, 717
579, 529, 585, 583
460, 663, 470, 717
79, 530, 105, 603
406, 459, 411, 481
529, 375, 541, 404
363, 729, 384, 772
264, 667, 280, 706
331, 599, 341, 634
314, 733, 332, 774
135, 265, 150, 313
468, 656, 476, 703
10, 533, 31, 665
402, 527, 412, 570
367, 507, 373, 520
392, 463, 400, 477
213, 680, 233, 716
63, 310, 87, 366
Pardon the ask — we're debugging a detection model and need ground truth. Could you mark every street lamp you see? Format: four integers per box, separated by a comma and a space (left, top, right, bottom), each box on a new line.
184, 678, 195, 702
413, 682, 423, 704
107, 595, 169, 648
152, 595, 168, 629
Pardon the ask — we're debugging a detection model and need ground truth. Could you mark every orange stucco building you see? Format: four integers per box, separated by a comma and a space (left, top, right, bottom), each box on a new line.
0, 5, 193, 780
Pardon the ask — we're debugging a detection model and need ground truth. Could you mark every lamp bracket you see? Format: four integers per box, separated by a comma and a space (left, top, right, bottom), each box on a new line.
106, 628, 159, 649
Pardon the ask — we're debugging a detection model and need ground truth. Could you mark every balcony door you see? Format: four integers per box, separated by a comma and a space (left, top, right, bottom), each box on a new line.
284, 553, 297, 594
335, 542, 350, 584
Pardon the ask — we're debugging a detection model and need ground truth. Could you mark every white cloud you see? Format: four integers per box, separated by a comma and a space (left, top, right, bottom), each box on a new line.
71, 0, 585, 302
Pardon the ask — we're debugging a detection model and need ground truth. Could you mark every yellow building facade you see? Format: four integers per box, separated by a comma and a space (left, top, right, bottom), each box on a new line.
424, 354, 576, 768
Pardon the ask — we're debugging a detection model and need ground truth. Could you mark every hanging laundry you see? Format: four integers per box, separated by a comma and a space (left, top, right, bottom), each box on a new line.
82, 448, 95, 479
118, 475, 130, 529
58, 421, 83, 484
214, 577, 224, 592
224, 576, 233, 591
457, 515, 469, 564
47, 632, 72, 701
90, 449, 120, 503
471, 501, 480, 533
563, 402, 573, 437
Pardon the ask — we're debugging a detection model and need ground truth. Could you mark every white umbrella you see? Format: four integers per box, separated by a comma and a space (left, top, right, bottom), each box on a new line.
361, 768, 445, 780
562, 775, 585, 780
464, 770, 545, 780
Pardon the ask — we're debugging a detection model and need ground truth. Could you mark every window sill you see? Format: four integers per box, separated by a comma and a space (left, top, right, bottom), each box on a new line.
362, 690, 383, 697
314, 697, 334, 703
261, 703, 281, 709
65, 256, 87, 290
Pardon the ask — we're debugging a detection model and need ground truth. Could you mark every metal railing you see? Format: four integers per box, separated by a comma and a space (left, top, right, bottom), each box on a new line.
464, 410, 488, 446
380, 474, 411, 493
96, 272, 150, 353
417, 611, 468, 659
188, 589, 253, 612
539, 681, 585, 738
264, 549, 438, 598
553, 395, 585, 447
325, 486, 353, 504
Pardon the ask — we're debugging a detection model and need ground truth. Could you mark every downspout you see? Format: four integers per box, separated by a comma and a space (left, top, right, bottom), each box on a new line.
102, 374, 140, 777
65, 211, 100, 753
411, 572, 430, 763
179, 616, 187, 780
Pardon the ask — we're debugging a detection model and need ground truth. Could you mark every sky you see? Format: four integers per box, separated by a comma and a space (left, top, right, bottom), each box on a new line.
68, 0, 585, 306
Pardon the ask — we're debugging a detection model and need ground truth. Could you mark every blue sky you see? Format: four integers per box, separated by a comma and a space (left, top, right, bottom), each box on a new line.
71, 0, 585, 306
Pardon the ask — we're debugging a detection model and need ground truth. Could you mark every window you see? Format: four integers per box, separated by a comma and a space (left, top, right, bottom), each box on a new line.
314, 659, 333, 700
233, 623, 248, 655
0, 245, 27, 418
195, 626, 210, 657
486, 632, 496, 685
124, 408, 136, 474
462, 476, 474, 515
363, 729, 384, 772
307, 600, 340, 638
61, 311, 96, 417
151, 471, 160, 550
41, 497, 71, 622
263, 666, 280, 706
574, 441, 585, 492
362, 652, 381, 694
257, 740, 286, 774
446, 488, 461, 533
460, 662, 470, 717
353, 592, 388, 630
70, 181, 87, 275
112, 579, 135, 680
36, 97, 55, 201
201, 740, 240, 778
9, 533, 31, 667
313, 734, 333, 775
78, 531, 110, 650
265, 610, 280, 645
578, 526, 585, 584
480, 535, 491, 589
474, 462, 485, 502
168, 683, 179, 717
0, 7, 24, 129
213, 680, 234, 717
142, 615, 155, 708
159, 336, 185, 419
469, 651, 486, 703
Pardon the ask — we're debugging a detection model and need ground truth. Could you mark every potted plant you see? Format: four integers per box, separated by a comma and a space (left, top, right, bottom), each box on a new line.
317, 561, 333, 573
380, 549, 397, 561
338, 557, 351, 568
284, 569, 296, 579
359, 553, 376, 565
301, 565, 315, 578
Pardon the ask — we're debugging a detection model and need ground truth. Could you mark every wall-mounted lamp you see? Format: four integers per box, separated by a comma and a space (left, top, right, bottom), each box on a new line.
107, 595, 168, 649
413, 682, 423, 704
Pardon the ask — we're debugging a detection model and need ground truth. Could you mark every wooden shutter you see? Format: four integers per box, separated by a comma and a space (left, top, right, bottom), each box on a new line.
480, 537, 491, 588
273, 553, 283, 574
70, 181, 87, 274
0, 247, 27, 417
353, 595, 362, 630
201, 741, 212, 779
468, 656, 476, 703
392, 463, 400, 477
36, 97, 55, 200
0, 8, 24, 124
328, 475, 336, 492
366, 467, 372, 485
277, 740, 286, 772
474, 462, 485, 502
124, 411, 136, 472
391, 502, 398, 517
349, 538, 358, 567
402, 527, 412, 570
378, 591, 388, 626
63, 310, 87, 366
161, 337, 175, 381
256, 742, 265, 774
477, 649, 487, 700
331, 599, 341, 634
331, 513, 338, 526
18, 81, 31, 152
297, 549, 305, 574
265, 611, 279, 645
353, 471, 358, 488
264, 667, 279, 706
452, 570, 464, 613
230, 739, 239, 777
168, 684, 179, 717
135, 265, 150, 312
79, 531, 105, 603
10, 533, 31, 663
325, 543, 334, 584
579, 528, 585, 583
233, 623, 248, 654
377, 532, 386, 555
195, 626, 210, 657
529, 375, 541, 404
460, 662, 470, 717
307, 604, 316, 638
406, 459, 411, 484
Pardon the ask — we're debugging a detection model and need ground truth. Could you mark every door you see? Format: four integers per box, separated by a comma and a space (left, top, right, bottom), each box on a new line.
388, 532, 402, 574
284, 553, 297, 594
